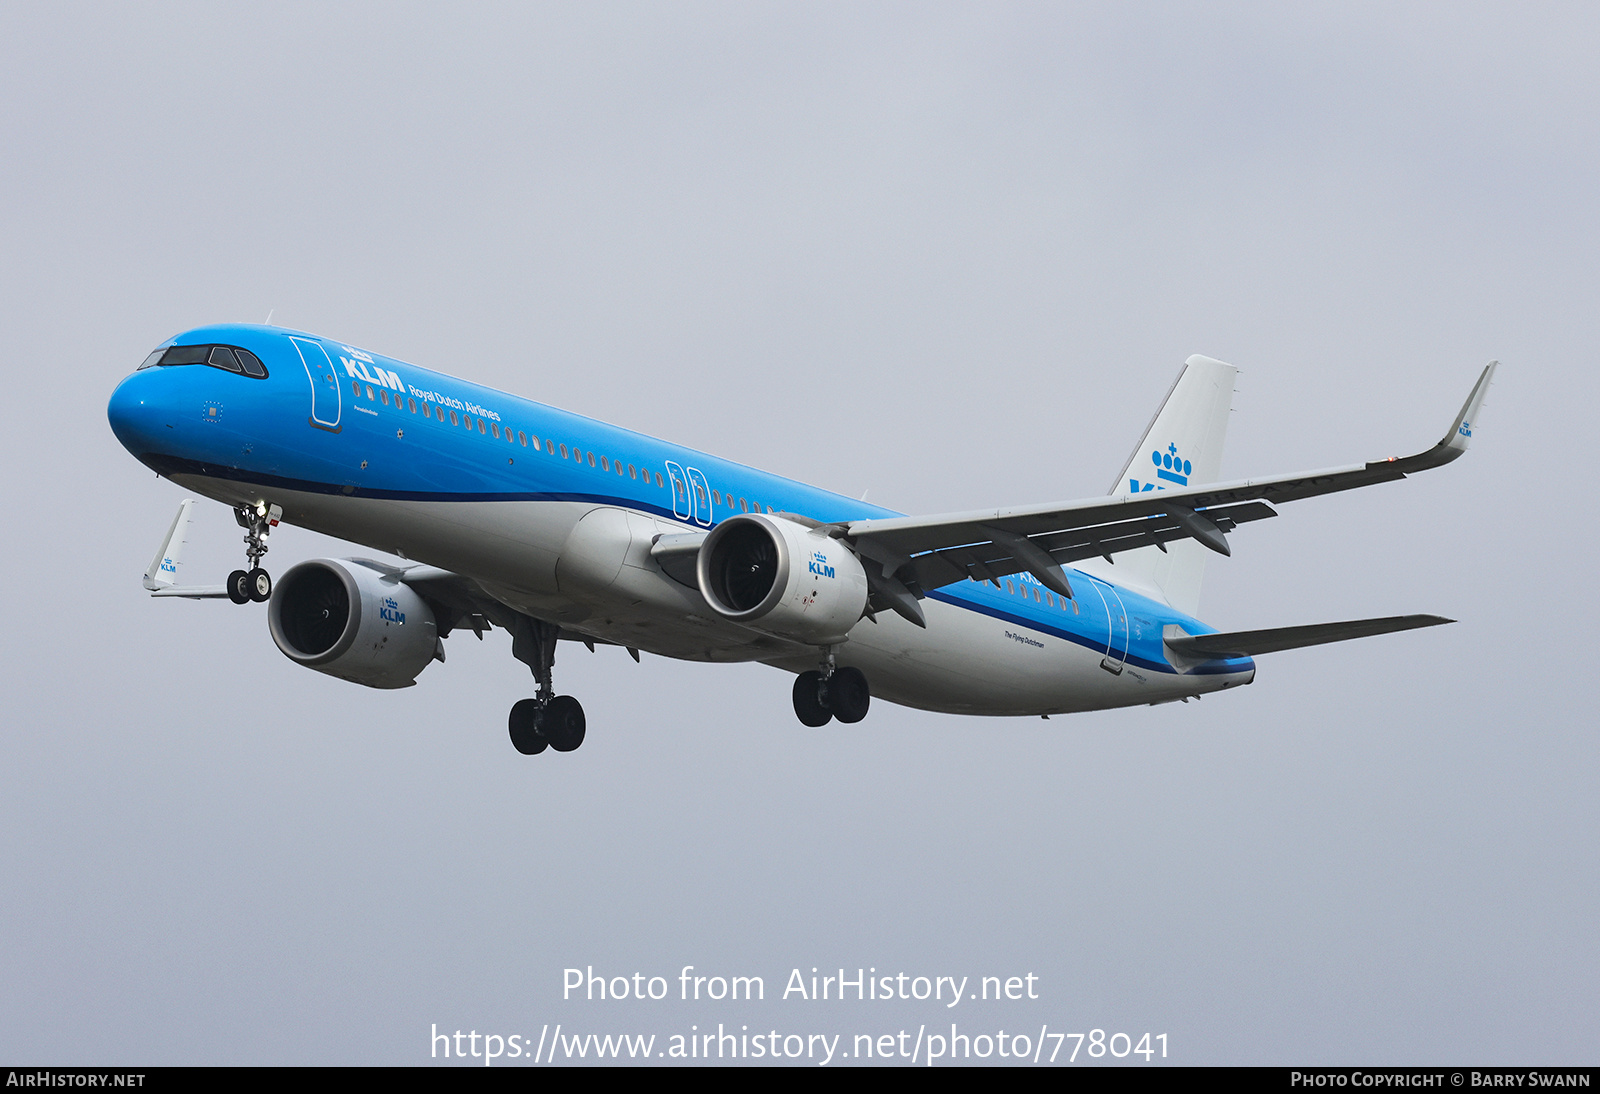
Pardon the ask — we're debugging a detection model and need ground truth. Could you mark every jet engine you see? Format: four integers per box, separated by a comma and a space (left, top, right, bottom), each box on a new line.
267, 559, 439, 689
696, 514, 868, 645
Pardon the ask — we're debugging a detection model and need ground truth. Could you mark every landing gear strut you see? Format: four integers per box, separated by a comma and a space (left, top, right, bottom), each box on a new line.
507, 615, 587, 755
791, 647, 870, 726
227, 502, 279, 604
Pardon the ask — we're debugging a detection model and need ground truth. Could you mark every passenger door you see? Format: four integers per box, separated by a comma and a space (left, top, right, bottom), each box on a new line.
291, 337, 341, 432
664, 461, 692, 521
685, 466, 714, 528
1086, 577, 1130, 675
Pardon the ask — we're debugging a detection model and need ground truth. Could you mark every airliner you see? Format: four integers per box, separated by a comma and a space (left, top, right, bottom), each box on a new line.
106, 324, 1495, 755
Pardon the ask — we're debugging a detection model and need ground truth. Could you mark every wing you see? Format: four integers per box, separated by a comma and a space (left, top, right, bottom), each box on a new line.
353, 559, 622, 650
845, 362, 1496, 608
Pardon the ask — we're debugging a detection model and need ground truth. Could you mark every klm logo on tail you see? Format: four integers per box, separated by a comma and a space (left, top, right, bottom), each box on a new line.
1130, 443, 1192, 493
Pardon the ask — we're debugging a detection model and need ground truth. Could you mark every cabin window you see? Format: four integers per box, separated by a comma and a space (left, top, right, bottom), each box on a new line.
587, 451, 595, 467
559, 444, 568, 459
1005, 580, 1014, 595
367, 386, 376, 401
628, 464, 636, 479
450, 410, 460, 426
616, 460, 624, 475
422, 403, 431, 419
490, 422, 500, 438
518, 431, 527, 446
352, 381, 361, 397
408, 398, 417, 413
380, 389, 389, 405
740, 498, 748, 512
600, 455, 609, 471
654, 472, 663, 487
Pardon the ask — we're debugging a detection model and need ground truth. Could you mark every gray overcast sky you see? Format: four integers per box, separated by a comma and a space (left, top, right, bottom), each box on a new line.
1, 2, 1594, 1065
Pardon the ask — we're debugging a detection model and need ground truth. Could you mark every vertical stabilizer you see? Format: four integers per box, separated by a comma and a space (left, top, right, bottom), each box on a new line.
1103, 355, 1237, 617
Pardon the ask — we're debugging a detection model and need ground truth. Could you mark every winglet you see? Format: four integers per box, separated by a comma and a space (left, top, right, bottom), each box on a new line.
144, 499, 196, 590
1440, 360, 1497, 456
142, 499, 231, 598
1384, 361, 1498, 475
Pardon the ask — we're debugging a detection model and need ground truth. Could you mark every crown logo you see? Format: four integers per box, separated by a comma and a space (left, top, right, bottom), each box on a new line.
1129, 443, 1193, 492
1152, 443, 1191, 486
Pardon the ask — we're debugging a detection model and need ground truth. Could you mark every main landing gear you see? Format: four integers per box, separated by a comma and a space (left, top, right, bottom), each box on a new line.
507, 616, 587, 755
792, 648, 870, 727
226, 502, 280, 605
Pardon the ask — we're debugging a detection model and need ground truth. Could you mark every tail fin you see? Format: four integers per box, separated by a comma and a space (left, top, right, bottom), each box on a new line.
1104, 354, 1238, 617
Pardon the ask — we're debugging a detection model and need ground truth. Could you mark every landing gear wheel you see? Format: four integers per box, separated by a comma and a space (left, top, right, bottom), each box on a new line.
247, 567, 272, 602
226, 569, 251, 605
544, 695, 587, 752
792, 670, 833, 727
830, 666, 871, 724
508, 698, 549, 755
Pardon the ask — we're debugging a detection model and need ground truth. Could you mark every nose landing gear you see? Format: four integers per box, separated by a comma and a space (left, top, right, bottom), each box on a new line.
226, 502, 280, 605
507, 615, 588, 755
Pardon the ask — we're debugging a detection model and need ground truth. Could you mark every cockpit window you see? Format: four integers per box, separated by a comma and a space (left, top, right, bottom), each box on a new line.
152, 343, 269, 378
235, 349, 266, 377
161, 345, 210, 366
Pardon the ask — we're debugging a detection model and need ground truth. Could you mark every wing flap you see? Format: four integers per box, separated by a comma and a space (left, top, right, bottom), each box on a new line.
905, 500, 1277, 592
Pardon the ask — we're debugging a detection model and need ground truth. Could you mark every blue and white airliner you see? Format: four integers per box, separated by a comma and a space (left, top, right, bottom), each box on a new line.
106, 324, 1495, 754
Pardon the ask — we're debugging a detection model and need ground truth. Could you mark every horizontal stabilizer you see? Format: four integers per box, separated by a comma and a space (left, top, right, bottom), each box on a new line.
1165, 614, 1453, 662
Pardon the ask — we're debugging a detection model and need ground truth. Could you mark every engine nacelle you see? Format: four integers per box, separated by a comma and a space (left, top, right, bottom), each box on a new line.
696, 514, 868, 645
268, 559, 439, 689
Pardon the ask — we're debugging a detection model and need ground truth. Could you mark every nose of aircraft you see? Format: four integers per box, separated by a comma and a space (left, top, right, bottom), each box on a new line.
107, 369, 169, 459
